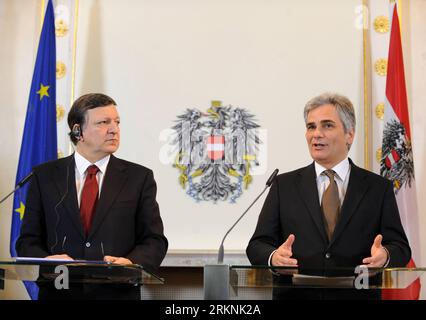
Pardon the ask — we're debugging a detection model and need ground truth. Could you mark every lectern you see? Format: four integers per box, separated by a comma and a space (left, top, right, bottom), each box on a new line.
204, 265, 425, 299
0, 259, 163, 295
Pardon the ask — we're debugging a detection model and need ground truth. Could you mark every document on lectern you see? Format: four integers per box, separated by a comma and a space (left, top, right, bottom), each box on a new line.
15, 257, 109, 265
292, 273, 355, 287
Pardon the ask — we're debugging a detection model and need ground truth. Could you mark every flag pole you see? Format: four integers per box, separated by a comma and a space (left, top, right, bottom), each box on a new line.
40, 0, 46, 30
362, 0, 372, 170
69, 0, 80, 156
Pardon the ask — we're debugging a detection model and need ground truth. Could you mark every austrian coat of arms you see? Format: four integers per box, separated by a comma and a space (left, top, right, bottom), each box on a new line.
171, 101, 261, 203
380, 119, 415, 193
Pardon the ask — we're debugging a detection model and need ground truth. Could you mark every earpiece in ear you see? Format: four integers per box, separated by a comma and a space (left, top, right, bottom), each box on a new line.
72, 124, 82, 140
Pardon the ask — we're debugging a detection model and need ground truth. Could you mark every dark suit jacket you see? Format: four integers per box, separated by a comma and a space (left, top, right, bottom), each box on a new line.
246, 160, 411, 300
16, 154, 168, 299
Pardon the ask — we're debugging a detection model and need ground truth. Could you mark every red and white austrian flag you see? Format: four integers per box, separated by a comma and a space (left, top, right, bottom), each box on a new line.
207, 135, 225, 161
380, 3, 421, 300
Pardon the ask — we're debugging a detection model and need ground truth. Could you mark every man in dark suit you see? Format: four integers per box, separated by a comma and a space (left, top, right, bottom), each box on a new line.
16, 93, 168, 300
246, 93, 410, 300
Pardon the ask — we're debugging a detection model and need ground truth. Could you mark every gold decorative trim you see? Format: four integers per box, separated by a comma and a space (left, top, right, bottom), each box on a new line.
40, 0, 45, 31
56, 105, 65, 122
376, 148, 382, 164
68, 1, 80, 157
56, 61, 66, 79
211, 100, 222, 107
58, 150, 64, 159
363, 0, 371, 170
71, 0, 79, 107
55, 18, 69, 37
374, 58, 387, 76
375, 103, 384, 120
373, 16, 389, 33
398, 0, 403, 39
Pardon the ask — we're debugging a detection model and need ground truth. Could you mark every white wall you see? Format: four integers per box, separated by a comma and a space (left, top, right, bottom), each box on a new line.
0, 0, 424, 299
74, 0, 364, 251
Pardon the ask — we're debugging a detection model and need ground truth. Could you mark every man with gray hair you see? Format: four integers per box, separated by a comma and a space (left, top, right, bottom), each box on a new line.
247, 92, 410, 300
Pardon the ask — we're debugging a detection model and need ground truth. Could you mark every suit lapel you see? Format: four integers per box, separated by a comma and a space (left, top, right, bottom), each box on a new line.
330, 160, 369, 245
296, 163, 328, 244
88, 155, 128, 239
54, 155, 85, 239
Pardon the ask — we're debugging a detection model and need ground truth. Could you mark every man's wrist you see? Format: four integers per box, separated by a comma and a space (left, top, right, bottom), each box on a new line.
268, 250, 277, 267
268, 250, 281, 275
382, 246, 390, 267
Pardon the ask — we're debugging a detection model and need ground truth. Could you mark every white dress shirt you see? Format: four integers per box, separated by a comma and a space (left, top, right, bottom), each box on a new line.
74, 151, 110, 206
315, 157, 351, 206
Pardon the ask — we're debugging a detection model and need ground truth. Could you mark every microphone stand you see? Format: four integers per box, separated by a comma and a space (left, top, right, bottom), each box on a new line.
217, 168, 279, 263
0, 172, 33, 205
205, 169, 279, 300
217, 185, 270, 264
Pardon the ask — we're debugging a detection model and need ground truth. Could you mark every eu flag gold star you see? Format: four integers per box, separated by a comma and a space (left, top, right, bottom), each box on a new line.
15, 201, 26, 220
36, 84, 50, 100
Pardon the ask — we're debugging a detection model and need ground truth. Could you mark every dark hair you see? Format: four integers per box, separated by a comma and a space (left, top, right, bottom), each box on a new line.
68, 93, 117, 144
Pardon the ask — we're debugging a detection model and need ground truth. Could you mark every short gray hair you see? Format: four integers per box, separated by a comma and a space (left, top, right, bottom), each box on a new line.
303, 92, 356, 133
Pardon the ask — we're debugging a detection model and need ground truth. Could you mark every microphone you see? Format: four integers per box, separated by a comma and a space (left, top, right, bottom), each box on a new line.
50, 155, 73, 253
0, 172, 34, 205
217, 168, 279, 263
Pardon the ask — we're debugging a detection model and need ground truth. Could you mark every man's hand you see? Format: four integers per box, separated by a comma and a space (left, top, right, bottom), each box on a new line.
45, 254, 74, 260
362, 234, 388, 267
271, 234, 298, 267
104, 256, 133, 265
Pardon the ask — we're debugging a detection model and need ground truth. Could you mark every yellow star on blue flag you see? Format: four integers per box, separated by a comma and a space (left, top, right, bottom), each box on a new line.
36, 83, 50, 100
14, 202, 26, 220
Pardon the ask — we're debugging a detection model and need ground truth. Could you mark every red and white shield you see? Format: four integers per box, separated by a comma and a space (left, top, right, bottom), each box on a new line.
207, 135, 225, 161
385, 149, 401, 169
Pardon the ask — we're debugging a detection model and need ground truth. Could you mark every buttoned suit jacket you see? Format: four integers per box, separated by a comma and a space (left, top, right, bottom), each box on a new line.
16, 154, 168, 299
246, 159, 410, 299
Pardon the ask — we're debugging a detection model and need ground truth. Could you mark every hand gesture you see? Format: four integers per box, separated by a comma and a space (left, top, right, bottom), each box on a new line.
271, 234, 298, 267
362, 234, 388, 268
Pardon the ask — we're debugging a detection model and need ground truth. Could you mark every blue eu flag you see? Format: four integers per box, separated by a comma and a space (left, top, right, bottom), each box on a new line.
9, 0, 57, 300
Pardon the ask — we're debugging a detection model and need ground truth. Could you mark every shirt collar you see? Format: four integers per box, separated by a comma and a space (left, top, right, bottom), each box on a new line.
74, 151, 110, 177
314, 157, 350, 181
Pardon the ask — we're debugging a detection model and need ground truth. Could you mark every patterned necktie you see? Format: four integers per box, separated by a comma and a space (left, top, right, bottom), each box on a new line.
321, 170, 340, 241
80, 165, 99, 236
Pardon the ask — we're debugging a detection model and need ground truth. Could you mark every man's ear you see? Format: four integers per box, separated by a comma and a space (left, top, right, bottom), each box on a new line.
346, 128, 355, 145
